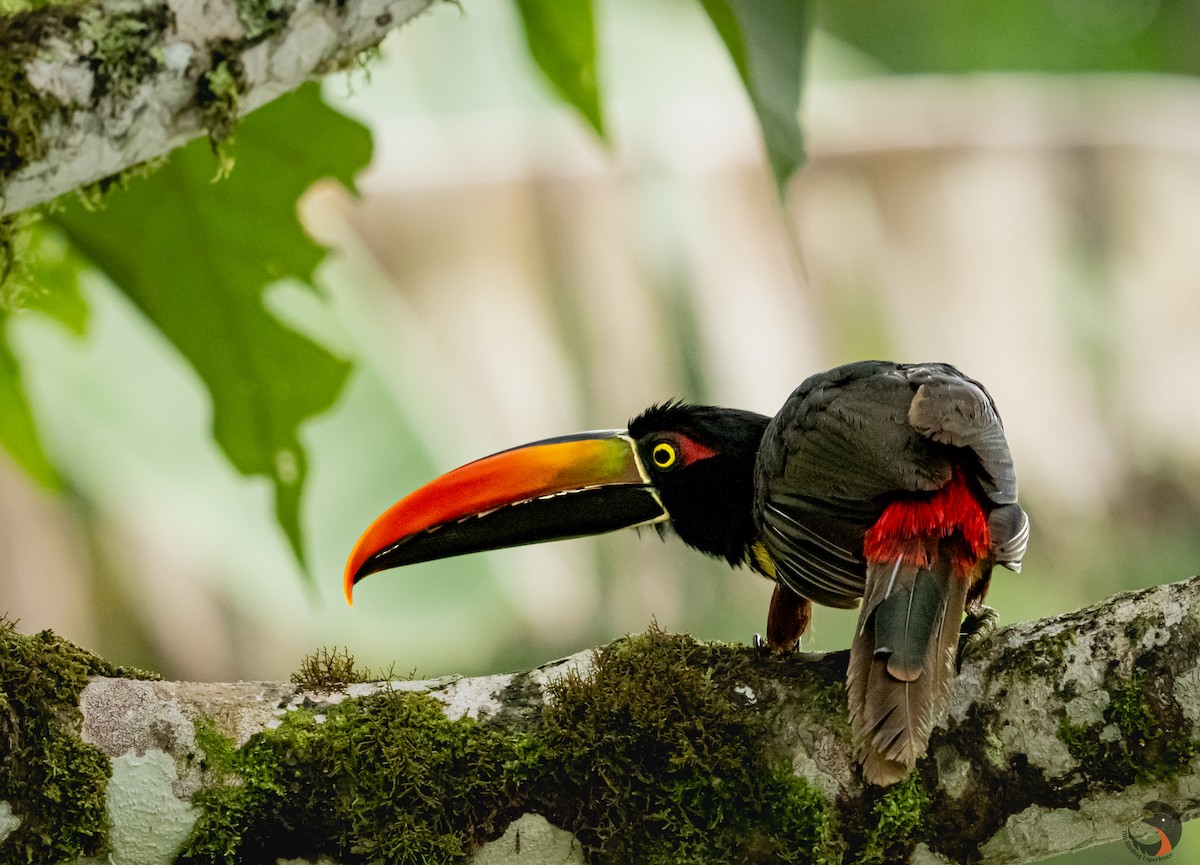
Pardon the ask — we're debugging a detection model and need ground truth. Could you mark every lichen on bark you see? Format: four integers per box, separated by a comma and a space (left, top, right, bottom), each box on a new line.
0, 3, 77, 180
4, 577, 1200, 864
0, 616, 157, 862
0, 0, 437, 218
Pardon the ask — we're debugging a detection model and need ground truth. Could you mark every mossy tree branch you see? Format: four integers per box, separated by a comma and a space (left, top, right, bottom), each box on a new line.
2, 576, 1200, 863
0, 0, 436, 216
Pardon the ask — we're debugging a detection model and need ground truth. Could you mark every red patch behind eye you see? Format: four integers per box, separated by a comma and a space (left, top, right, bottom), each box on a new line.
676, 435, 719, 465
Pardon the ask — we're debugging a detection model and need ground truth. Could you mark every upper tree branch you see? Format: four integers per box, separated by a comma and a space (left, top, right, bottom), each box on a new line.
3, 576, 1199, 863
0, 0, 436, 216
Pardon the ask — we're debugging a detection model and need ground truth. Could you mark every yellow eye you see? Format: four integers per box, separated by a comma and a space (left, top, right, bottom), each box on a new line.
652, 442, 678, 470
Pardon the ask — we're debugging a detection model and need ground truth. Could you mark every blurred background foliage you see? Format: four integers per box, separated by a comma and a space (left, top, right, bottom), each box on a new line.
3, 1, 1200, 860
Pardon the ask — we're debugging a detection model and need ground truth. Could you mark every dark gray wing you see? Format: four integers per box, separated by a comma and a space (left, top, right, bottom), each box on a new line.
754, 360, 1026, 606
905, 366, 1017, 504
905, 366, 1028, 570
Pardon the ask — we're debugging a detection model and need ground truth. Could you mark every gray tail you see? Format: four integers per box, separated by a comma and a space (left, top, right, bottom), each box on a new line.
847, 550, 968, 785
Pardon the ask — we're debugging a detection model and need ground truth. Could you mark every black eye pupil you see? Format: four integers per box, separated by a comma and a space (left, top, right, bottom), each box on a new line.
654, 444, 675, 467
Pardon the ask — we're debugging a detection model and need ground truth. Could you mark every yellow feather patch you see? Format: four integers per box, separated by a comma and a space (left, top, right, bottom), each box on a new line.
748, 540, 777, 579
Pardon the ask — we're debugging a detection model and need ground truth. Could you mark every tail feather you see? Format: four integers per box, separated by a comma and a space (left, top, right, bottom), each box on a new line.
848, 550, 968, 785
878, 567, 946, 681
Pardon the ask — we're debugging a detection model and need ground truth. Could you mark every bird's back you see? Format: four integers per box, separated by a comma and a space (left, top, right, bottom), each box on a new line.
753, 360, 1023, 608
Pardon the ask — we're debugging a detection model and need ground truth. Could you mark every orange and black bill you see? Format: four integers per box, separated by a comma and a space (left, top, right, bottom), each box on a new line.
344, 430, 668, 604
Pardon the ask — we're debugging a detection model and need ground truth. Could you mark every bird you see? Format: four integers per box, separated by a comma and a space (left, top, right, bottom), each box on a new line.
344, 360, 1028, 785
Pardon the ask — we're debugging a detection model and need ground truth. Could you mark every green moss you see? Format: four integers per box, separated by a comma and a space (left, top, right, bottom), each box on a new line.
179, 627, 843, 864
854, 774, 929, 865
541, 627, 841, 864
79, 6, 167, 102
0, 3, 173, 295
195, 53, 246, 175
987, 625, 1075, 681
192, 716, 238, 775
313, 39, 384, 77
1058, 716, 1099, 766
0, 1, 171, 182
793, 674, 850, 737
178, 688, 545, 864
0, 0, 77, 12
0, 616, 157, 861
1058, 669, 1199, 788
353, 44, 383, 70
74, 155, 170, 211
0, 5, 77, 180
0, 0, 174, 274
290, 646, 373, 689
765, 771, 840, 865
0, 212, 36, 302
234, 0, 288, 42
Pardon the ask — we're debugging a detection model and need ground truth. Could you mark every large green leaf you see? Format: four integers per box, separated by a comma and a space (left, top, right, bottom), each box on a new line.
51, 84, 370, 579
513, 0, 605, 138
700, 0, 813, 192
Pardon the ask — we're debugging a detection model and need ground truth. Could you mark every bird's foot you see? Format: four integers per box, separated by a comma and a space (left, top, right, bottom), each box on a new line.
957, 605, 999, 671
753, 633, 799, 657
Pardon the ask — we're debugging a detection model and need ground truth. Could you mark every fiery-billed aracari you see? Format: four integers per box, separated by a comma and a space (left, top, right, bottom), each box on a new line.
345, 360, 1028, 785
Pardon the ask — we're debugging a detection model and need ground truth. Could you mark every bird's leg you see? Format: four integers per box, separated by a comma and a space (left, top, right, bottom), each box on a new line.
956, 605, 999, 671
757, 583, 811, 656
965, 567, 993, 612
957, 565, 997, 670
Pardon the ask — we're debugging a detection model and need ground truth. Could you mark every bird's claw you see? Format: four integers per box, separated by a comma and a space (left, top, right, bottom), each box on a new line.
957, 605, 999, 671
754, 633, 801, 657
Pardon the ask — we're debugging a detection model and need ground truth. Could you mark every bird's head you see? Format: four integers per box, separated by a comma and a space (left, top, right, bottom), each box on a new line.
344, 401, 771, 604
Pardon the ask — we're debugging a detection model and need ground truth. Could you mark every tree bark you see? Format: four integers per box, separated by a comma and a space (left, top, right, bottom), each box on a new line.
2, 576, 1199, 864
0, 0, 436, 216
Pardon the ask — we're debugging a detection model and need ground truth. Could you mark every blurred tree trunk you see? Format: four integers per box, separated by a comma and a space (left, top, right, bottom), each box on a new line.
1, 576, 1198, 863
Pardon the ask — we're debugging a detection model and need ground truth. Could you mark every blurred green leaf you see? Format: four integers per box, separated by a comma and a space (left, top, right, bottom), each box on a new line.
700, 0, 813, 192
22, 223, 91, 336
819, 0, 1200, 75
51, 83, 370, 580
0, 221, 91, 489
513, 0, 605, 138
